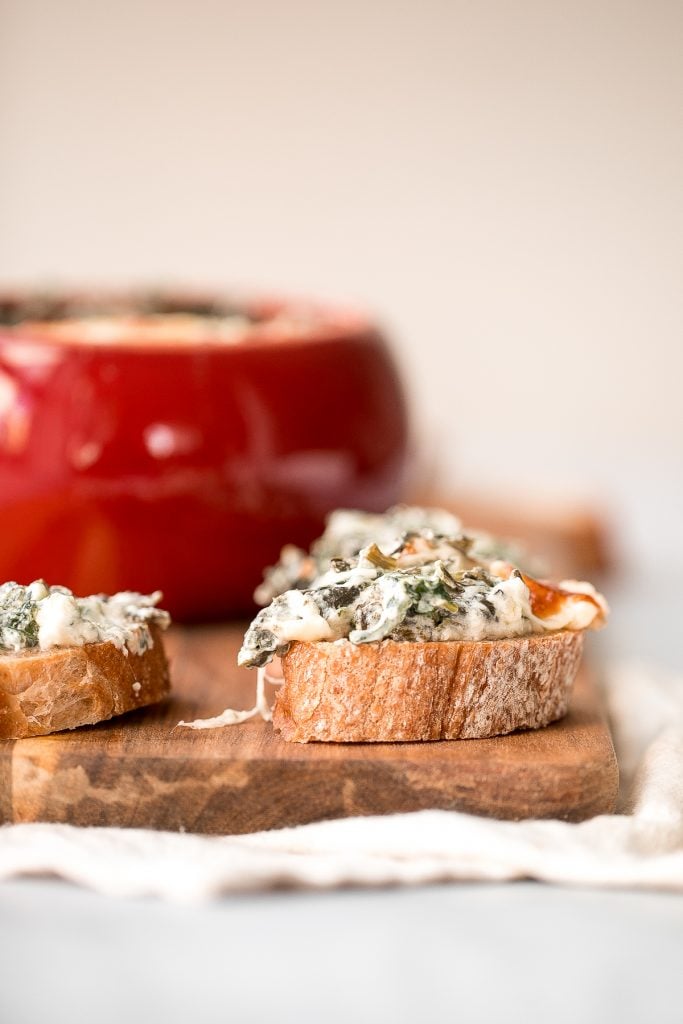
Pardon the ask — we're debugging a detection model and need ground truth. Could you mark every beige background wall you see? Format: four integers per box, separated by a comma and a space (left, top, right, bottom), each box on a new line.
1, 0, 681, 570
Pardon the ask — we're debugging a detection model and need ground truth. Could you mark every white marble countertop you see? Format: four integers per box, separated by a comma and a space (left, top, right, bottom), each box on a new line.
0, 878, 681, 1024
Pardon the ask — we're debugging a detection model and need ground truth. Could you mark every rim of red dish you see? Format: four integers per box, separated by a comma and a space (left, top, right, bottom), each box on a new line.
0, 287, 376, 351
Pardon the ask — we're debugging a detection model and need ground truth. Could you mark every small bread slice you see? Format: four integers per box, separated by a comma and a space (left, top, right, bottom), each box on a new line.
273, 630, 584, 743
0, 625, 170, 739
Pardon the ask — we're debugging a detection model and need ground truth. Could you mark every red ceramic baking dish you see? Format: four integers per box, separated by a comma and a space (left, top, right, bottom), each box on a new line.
0, 290, 409, 619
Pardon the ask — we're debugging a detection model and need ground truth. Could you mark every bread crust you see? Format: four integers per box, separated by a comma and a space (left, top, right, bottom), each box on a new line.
274, 631, 584, 743
0, 625, 170, 738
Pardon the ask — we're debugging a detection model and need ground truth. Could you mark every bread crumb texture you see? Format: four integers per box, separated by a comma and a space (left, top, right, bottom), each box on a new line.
0, 626, 170, 738
274, 631, 584, 742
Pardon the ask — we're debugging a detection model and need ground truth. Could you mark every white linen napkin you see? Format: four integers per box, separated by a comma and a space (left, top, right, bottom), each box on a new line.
0, 660, 682, 901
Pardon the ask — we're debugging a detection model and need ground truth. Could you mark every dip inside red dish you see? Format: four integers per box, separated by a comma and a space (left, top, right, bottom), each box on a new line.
0, 290, 409, 619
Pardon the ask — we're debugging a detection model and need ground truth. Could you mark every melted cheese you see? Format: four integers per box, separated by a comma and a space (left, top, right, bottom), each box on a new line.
0, 581, 170, 655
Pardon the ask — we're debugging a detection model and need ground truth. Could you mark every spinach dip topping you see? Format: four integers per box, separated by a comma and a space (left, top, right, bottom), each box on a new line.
239, 541, 606, 669
0, 581, 171, 656
254, 505, 534, 605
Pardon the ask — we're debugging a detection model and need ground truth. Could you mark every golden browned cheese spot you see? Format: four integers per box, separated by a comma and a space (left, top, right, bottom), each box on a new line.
521, 573, 603, 623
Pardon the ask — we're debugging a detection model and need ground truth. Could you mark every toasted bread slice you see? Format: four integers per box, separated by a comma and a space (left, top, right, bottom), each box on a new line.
273, 630, 584, 743
0, 625, 170, 739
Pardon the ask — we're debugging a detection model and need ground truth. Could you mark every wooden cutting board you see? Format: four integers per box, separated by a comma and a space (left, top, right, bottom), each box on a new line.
0, 625, 618, 833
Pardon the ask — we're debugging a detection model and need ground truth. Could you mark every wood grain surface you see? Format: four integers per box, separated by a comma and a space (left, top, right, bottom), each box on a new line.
0, 625, 619, 833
